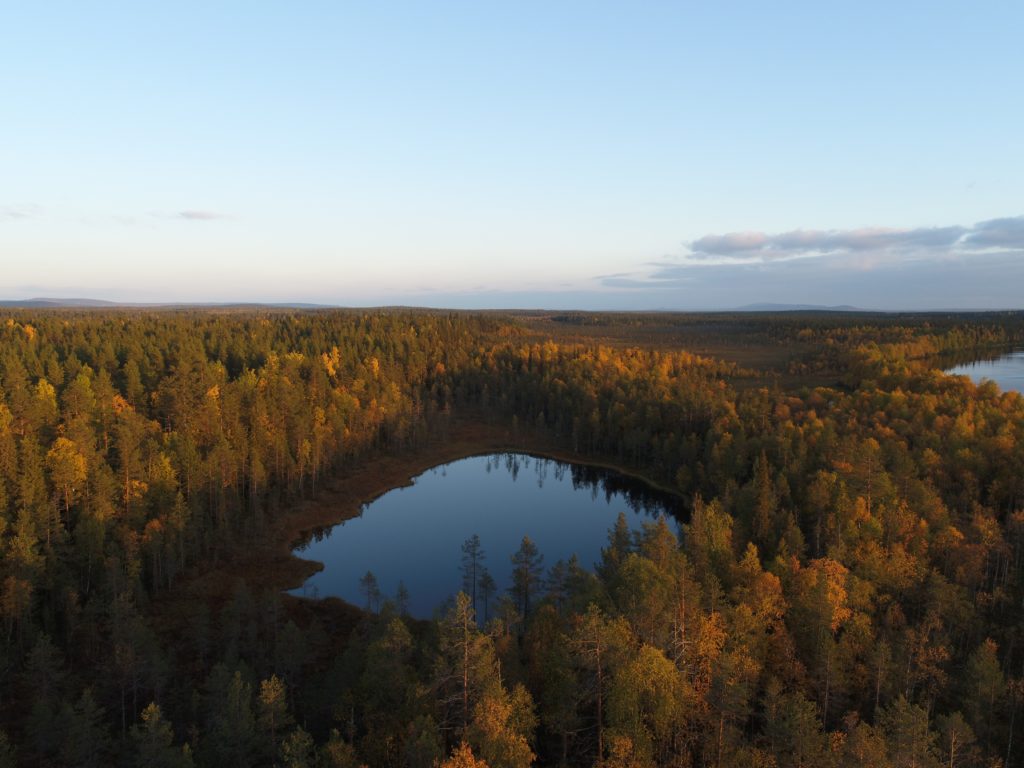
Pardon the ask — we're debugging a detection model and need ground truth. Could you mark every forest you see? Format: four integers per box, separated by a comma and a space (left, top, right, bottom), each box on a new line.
0, 307, 1023, 767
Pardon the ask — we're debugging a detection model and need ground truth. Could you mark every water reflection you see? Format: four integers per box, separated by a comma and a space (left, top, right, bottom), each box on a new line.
290, 452, 681, 618
945, 349, 1024, 394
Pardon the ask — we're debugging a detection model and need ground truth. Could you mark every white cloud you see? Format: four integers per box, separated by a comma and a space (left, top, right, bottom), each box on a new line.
176, 210, 231, 221
0, 204, 41, 222
686, 222, 982, 261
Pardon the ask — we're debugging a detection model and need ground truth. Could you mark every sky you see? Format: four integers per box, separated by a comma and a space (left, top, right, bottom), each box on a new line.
2, 2, 1023, 310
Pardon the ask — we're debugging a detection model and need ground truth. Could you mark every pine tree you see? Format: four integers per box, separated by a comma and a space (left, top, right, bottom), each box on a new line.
359, 570, 381, 613
478, 569, 496, 624
509, 536, 544, 618
461, 534, 486, 616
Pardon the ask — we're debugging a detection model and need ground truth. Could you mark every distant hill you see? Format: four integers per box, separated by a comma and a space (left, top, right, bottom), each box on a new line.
0, 297, 121, 308
734, 302, 864, 312
0, 297, 332, 309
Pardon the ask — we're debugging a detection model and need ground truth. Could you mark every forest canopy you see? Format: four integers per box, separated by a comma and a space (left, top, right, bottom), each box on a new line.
0, 308, 1023, 767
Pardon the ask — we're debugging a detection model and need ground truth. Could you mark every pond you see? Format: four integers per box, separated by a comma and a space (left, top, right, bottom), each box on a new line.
289, 453, 682, 618
945, 349, 1024, 394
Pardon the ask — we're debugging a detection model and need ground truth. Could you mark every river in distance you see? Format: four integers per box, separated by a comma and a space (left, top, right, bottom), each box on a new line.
289, 453, 682, 618
945, 348, 1024, 394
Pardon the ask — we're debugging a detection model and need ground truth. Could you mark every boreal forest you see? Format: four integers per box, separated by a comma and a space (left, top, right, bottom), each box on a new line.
1, 308, 1024, 768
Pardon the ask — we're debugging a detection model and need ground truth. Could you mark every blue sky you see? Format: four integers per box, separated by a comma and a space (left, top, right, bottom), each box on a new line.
2, 2, 1022, 309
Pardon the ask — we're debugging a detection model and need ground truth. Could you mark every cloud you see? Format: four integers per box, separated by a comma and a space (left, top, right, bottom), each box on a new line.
601, 275, 692, 289
0, 204, 41, 222
689, 231, 770, 256
597, 215, 1024, 309
687, 223, 973, 261
963, 216, 1024, 249
177, 210, 230, 221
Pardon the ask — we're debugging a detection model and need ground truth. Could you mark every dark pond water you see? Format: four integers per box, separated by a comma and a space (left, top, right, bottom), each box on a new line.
945, 349, 1024, 394
289, 453, 682, 618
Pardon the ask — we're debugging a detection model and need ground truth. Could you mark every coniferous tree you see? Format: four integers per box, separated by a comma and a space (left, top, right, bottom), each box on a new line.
509, 536, 544, 619
461, 534, 486, 617
129, 703, 194, 768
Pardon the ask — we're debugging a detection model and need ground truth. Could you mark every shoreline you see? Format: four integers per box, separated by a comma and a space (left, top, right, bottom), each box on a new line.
259, 414, 686, 595
146, 415, 688, 651
150, 412, 686, 641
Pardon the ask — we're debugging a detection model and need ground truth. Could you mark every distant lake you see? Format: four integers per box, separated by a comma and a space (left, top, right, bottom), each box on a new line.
290, 453, 682, 618
945, 349, 1024, 394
